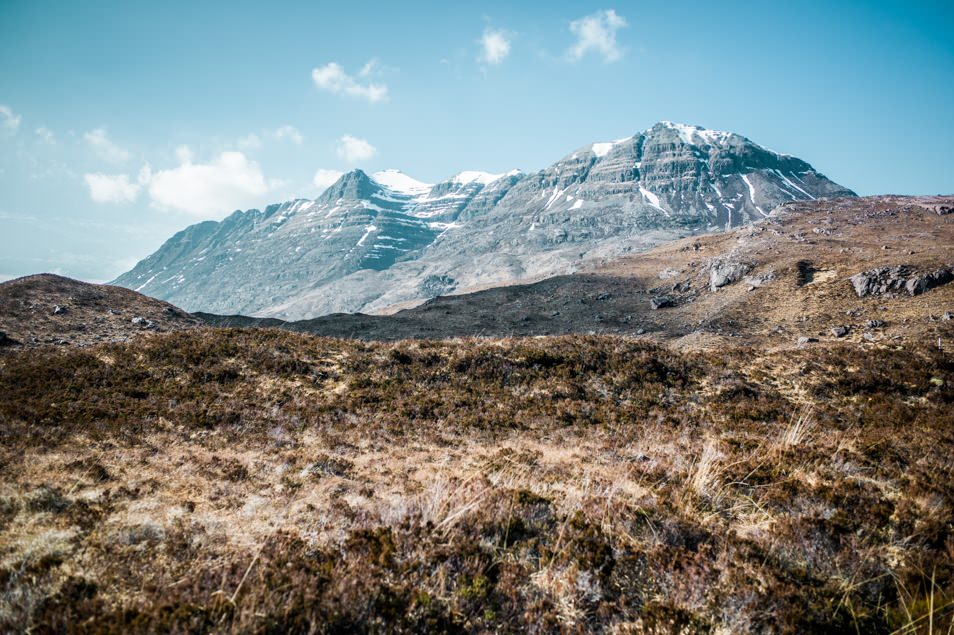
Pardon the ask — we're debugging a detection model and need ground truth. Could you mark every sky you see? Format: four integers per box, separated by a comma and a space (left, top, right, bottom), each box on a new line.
1, 0, 952, 283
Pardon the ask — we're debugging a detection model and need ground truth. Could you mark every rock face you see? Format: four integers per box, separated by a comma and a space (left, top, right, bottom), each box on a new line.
113, 121, 855, 319
850, 265, 954, 297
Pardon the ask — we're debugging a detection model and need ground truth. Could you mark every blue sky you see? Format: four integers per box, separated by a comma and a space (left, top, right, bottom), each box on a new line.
1, 0, 952, 282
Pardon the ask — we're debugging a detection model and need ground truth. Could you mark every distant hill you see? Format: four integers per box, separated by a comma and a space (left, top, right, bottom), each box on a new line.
0, 273, 199, 349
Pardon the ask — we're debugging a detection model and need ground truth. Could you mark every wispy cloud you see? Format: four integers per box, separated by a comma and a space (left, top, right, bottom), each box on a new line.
236, 133, 262, 151
0, 104, 21, 133
84, 128, 131, 163
84, 173, 141, 203
479, 28, 512, 66
312, 61, 388, 103
273, 125, 303, 145
568, 9, 628, 63
336, 134, 376, 163
313, 168, 344, 192
35, 126, 55, 144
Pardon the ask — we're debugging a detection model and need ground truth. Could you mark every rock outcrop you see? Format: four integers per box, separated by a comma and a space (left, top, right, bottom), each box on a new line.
849, 265, 954, 297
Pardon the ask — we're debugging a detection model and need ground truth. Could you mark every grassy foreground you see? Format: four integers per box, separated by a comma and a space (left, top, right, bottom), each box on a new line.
1, 329, 952, 633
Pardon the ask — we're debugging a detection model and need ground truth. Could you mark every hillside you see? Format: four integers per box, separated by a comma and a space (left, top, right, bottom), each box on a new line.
198, 195, 954, 349
0, 273, 200, 350
1, 330, 952, 632
113, 122, 854, 319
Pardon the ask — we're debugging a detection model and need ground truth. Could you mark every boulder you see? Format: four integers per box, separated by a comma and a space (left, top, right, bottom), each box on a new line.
865, 319, 885, 328
52, 304, 68, 315
831, 326, 849, 338
904, 268, 954, 296
650, 296, 675, 310
709, 260, 753, 291
943, 311, 954, 321
797, 336, 818, 344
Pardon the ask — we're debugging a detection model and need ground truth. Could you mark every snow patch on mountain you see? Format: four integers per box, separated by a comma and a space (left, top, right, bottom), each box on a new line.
371, 169, 432, 195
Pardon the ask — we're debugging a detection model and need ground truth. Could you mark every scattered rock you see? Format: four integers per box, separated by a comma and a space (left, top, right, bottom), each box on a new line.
650, 296, 674, 310
657, 268, 680, 280
865, 319, 885, 328
709, 260, 753, 291
797, 336, 818, 344
130, 316, 159, 330
831, 326, 849, 338
863, 332, 876, 342
743, 270, 776, 288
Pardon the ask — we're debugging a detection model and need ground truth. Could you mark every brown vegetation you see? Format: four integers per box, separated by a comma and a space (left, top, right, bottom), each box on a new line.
1, 328, 952, 632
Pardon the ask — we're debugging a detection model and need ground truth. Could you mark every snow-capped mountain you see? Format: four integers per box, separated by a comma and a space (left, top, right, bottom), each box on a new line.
113, 122, 855, 318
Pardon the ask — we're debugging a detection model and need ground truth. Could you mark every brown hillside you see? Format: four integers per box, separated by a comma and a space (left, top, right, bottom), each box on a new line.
0, 274, 200, 350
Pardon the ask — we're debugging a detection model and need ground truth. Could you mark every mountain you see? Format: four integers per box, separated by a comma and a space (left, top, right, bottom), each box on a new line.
195, 195, 954, 346
113, 121, 855, 319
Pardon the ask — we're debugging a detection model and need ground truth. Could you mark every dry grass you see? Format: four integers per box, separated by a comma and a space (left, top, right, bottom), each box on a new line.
0, 328, 952, 632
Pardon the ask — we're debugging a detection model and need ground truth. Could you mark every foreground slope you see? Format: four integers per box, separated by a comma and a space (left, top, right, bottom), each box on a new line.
1, 330, 952, 632
114, 122, 854, 318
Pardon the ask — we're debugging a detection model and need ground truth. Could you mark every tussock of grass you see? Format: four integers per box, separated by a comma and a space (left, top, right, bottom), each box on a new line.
0, 328, 952, 633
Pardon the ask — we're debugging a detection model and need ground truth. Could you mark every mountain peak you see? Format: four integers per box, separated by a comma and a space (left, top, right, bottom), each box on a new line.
651, 121, 735, 147
371, 169, 433, 195
317, 168, 378, 203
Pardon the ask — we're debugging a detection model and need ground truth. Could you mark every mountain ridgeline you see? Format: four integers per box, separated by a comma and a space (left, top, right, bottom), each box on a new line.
114, 122, 855, 318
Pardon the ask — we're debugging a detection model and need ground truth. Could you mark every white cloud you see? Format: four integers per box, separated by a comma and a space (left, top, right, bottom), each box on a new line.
84, 173, 141, 203
336, 134, 377, 163
84, 128, 132, 162
568, 9, 628, 63
479, 28, 512, 65
312, 62, 388, 103
0, 104, 21, 133
274, 125, 303, 145
146, 150, 271, 216
313, 168, 344, 191
35, 126, 55, 143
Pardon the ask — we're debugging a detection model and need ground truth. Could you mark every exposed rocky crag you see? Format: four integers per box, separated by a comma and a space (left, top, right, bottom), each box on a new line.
850, 264, 954, 297
114, 122, 854, 319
